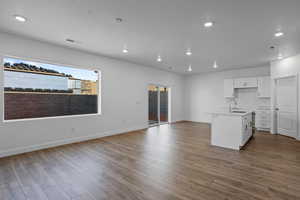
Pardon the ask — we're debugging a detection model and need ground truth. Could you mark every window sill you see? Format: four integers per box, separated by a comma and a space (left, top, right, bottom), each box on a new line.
3, 113, 102, 123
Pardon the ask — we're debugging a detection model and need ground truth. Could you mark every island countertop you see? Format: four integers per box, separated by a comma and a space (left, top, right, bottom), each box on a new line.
209, 110, 253, 117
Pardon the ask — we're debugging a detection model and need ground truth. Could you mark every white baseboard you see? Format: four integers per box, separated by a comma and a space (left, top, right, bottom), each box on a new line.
184, 120, 211, 124
0, 124, 147, 158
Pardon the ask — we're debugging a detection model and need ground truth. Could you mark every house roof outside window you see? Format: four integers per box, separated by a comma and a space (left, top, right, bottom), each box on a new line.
4, 62, 73, 77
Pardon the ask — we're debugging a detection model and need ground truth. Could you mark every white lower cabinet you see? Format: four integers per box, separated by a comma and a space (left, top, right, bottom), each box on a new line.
255, 110, 271, 131
242, 113, 253, 146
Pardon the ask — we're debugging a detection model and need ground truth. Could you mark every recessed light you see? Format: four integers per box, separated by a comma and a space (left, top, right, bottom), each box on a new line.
213, 61, 218, 68
204, 21, 214, 28
14, 15, 27, 22
187, 65, 192, 72
157, 55, 162, 62
186, 49, 192, 56
274, 31, 284, 37
116, 18, 123, 23
66, 38, 75, 43
122, 48, 128, 53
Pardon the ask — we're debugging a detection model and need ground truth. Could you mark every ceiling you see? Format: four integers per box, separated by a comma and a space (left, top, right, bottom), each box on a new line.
0, 0, 300, 74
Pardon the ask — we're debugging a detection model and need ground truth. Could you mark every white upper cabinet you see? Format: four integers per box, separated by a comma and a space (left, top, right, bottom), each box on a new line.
224, 76, 270, 98
257, 76, 271, 98
234, 77, 257, 88
224, 79, 234, 98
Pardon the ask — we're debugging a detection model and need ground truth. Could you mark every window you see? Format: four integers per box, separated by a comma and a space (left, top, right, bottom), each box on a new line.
3, 57, 101, 120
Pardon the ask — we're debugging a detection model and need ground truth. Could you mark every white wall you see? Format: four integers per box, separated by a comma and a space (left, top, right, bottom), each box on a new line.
271, 54, 300, 78
0, 32, 185, 157
184, 66, 270, 123
270, 54, 300, 140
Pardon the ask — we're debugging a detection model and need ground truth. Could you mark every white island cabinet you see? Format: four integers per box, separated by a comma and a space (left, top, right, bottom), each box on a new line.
210, 111, 253, 150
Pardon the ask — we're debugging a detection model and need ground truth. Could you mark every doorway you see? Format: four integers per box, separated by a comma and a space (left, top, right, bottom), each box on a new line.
275, 76, 298, 139
148, 85, 170, 126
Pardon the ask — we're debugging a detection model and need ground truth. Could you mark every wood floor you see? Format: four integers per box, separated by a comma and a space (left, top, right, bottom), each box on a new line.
1, 122, 300, 200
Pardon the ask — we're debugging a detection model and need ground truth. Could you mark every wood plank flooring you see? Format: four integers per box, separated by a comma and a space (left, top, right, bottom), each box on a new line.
0, 122, 300, 200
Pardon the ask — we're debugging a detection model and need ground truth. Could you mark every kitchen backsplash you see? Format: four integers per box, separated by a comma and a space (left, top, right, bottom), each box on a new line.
226, 88, 270, 110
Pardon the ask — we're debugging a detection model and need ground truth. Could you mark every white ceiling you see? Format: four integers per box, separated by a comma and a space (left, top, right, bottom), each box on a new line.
0, 0, 300, 74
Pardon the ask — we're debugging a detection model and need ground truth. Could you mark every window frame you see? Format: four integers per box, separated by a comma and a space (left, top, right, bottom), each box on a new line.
1, 55, 102, 123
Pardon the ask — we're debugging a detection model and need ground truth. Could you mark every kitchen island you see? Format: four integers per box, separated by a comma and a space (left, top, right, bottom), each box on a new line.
210, 111, 254, 150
